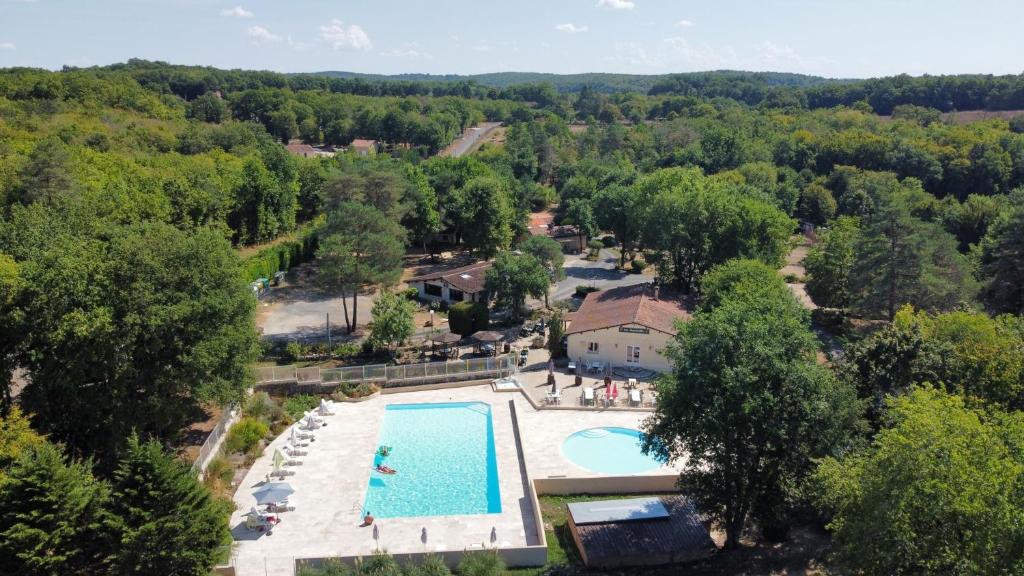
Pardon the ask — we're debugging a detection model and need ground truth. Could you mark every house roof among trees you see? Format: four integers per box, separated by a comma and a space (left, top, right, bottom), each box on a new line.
566, 283, 693, 336
408, 261, 492, 294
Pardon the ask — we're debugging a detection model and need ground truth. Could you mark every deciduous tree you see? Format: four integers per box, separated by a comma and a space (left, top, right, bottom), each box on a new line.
804, 216, 860, 309
368, 291, 416, 353
815, 387, 1024, 576
644, 264, 860, 547
484, 252, 550, 323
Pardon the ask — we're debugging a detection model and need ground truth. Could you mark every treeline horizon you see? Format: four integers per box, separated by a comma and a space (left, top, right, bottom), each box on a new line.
7, 59, 1024, 115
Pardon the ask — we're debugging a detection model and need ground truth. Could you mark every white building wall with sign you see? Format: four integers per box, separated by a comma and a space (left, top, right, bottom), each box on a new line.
566, 323, 674, 373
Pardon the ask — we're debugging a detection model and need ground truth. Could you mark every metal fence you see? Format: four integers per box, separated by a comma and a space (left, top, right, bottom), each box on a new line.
254, 355, 516, 389
192, 403, 238, 474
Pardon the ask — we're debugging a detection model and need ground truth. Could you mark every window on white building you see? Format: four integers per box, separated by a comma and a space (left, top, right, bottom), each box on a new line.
587, 342, 599, 354
626, 345, 640, 363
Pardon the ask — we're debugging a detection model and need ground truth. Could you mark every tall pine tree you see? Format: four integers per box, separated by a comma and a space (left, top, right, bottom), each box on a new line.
0, 443, 112, 576
109, 435, 231, 576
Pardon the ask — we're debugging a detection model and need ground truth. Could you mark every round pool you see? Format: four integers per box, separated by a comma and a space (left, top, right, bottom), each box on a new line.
561, 427, 665, 475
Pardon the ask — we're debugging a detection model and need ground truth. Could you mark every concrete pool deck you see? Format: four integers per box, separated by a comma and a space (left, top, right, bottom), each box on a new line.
229, 385, 683, 576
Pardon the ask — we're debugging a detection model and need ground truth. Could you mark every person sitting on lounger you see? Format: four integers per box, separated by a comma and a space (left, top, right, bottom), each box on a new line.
375, 464, 397, 474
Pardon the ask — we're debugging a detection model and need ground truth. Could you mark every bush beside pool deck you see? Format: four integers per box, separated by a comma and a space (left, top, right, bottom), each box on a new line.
228, 384, 685, 576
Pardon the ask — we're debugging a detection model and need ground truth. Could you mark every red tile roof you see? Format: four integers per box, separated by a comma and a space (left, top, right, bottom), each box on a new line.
350, 139, 376, 150
566, 283, 693, 336
408, 261, 492, 294
285, 141, 318, 156
528, 211, 580, 239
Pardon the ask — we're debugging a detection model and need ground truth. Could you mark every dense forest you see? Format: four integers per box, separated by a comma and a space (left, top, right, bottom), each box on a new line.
2, 61, 1024, 574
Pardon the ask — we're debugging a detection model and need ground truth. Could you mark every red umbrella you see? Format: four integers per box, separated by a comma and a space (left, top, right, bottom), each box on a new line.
611, 381, 619, 399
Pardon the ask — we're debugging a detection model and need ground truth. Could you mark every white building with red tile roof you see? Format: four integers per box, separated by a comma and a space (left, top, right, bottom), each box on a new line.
565, 283, 693, 373
407, 261, 492, 305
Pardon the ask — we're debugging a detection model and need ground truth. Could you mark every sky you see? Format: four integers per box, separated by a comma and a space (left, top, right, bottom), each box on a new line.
1, 0, 1022, 79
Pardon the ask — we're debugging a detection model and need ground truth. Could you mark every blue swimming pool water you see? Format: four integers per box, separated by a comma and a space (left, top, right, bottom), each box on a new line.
362, 402, 502, 519
562, 427, 665, 475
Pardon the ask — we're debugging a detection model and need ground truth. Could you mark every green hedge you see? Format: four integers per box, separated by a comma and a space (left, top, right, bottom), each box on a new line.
449, 301, 489, 337
242, 221, 321, 283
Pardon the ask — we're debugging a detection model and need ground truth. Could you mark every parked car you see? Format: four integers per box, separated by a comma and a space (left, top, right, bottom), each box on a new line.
533, 320, 545, 335
518, 349, 529, 366
519, 324, 533, 337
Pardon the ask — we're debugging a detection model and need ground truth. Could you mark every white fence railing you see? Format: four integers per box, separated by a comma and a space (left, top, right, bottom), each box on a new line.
192, 403, 239, 475
255, 355, 516, 388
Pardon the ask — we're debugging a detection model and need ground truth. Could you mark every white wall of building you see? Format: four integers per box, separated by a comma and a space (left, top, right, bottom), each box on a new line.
408, 280, 483, 305
566, 322, 674, 373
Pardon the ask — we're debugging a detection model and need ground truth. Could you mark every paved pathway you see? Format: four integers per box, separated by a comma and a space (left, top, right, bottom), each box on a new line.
549, 249, 651, 303
439, 122, 503, 158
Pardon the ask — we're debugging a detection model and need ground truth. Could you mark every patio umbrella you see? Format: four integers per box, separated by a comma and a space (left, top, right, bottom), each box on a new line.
289, 427, 300, 446
373, 523, 380, 551
252, 482, 294, 505
611, 381, 619, 400
490, 526, 497, 546
272, 449, 285, 473
471, 330, 504, 343
548, 359, 554, 375
550, 376, 558, 395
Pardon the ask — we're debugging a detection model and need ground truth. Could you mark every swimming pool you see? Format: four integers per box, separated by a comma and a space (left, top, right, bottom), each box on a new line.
561, 427, 665, 475
362, 402, 502, 519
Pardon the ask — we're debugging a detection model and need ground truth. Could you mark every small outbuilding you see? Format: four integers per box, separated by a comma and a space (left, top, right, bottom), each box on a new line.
567, 496, 716, 569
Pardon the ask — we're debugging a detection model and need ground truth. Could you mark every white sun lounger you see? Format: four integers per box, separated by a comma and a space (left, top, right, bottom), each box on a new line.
583, 387, 595, 406
629, 389, 642, 406
284, 444, 307, 457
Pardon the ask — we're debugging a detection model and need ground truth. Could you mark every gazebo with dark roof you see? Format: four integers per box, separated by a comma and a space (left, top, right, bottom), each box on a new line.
427, 331, 461, 359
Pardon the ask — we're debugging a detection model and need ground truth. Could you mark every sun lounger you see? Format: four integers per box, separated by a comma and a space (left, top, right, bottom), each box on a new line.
546, 391, 561, 405
583, 387, 595, 406
284, 445, 307, 457
269, 468, 295, 479
265, 500, 294, 513
629, 389, 642, 406
318, 399, 336, 417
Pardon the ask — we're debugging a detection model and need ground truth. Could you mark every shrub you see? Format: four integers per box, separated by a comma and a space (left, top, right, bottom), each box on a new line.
406, 555, 452, 576
243, 391, 275, 420
783, 273, 801, 283
601, 235, 617, 248
457, 551, 505, 576
448, 301, 488, 337
282, 394, 320, 420
242, 222, 320, 282
202, 454, 234, 495
403, 287, 420, 301
332, 342, 360, 359
224, 417, 268, 455
297, 559, 352, 576
284, 342, 304, 362
574, 285, 599, 298
629, 259, 647, 274
359, 553, 401, 576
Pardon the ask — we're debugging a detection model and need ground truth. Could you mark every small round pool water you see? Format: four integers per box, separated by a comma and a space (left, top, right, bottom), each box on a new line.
561, 427, 665, 475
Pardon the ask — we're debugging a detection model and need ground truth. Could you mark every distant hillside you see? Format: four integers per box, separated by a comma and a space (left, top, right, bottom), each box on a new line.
313, 70, 850, 94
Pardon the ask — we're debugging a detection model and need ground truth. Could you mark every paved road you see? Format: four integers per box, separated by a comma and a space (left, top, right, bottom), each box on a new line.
549, 249, 651, 303
442, 122, 502, 158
